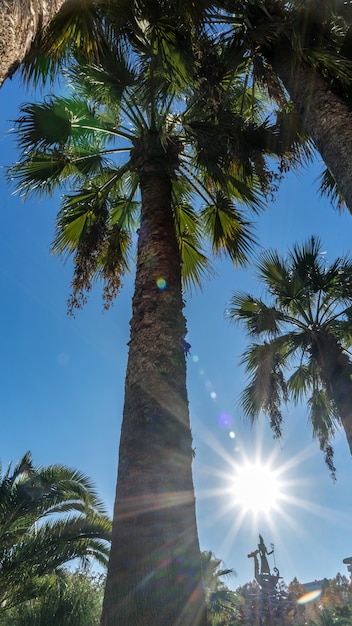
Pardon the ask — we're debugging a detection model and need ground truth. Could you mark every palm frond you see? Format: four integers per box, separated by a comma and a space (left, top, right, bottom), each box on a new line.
240, 349, 287, 438
303, 49, 352, 83
317, 167, 347, 212
287, 364, 313, 402
52, 166, 132, 255
201, 193, 256, 264
179, 232, 214, 292
148, 21, 196, 92
308, 388, 337, 476
8, 151, 84, 198
27, 0, 119, 81
68, 53, 137, 113
12, 96, 121, 152
229, 292, 284, 336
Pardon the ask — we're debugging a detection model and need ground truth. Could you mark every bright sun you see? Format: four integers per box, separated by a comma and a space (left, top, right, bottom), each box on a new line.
232, 462, 281, 514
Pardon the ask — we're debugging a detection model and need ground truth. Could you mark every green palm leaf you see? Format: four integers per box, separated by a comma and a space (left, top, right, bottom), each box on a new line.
0, 452, 111, 610
287, 364, 313, 402
230, 236, 352, 472
201, 192, 257, 263
178, 232, 213, 291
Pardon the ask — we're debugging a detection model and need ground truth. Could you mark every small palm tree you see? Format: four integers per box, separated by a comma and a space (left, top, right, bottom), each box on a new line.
201, 551, 239, 625
0, 452, 111, 612
229, 236, 352, 475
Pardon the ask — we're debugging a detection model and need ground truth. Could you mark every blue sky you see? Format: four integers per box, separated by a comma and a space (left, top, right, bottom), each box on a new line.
1, 73, 352, 592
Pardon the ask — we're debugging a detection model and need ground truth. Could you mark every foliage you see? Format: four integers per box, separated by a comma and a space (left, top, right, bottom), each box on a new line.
233, 573, 352, 626
229, 236, 352, 474
286, 573, 352, 626
12, 0, 352, 212
0, 569, 104, 626
202, 551, 240, 625
0, 452, 111, 612
9, 16, 310, 313
209, 0, 352, 209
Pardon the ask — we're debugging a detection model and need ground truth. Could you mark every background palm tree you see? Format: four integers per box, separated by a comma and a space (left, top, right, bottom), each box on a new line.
0, 452, 111, 613
201, 551, 239, 625
228, 236, 352, 477
8, 6, 308, 622
212, 0, 352, 213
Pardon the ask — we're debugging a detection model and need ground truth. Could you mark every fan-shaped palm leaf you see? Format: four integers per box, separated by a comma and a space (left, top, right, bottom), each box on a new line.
0, 452, 111, 611
229, 236, 352, 473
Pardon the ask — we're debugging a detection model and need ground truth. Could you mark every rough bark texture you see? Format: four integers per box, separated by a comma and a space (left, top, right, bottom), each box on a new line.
269, 50, 352, 213
0, 0, 67, 86
315, 333, 352, 456
101, 136, 207, 626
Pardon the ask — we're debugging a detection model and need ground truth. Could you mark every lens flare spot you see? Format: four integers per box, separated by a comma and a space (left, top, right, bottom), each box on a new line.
217, 412, 233, 429
229, 431, 236, 439
297, 590, 322, 605
210, 391, 217, 400
156, 277, 167, 290
192, 355, 199, 363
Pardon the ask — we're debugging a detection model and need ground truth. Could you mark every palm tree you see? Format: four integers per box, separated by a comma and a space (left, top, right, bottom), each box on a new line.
0, 452, 111, 613
212, 0, 352, 213
228, 236, 352, 476
201, 551, 239, 625
8, 10, 307, 622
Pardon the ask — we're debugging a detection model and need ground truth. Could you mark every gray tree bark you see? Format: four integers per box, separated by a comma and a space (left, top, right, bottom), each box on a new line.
270, 53, 352, 214
0, 0, 67, 86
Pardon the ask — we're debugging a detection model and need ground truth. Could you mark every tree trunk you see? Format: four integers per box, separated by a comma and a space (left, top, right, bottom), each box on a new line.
268, 51, 352, 213
101, 138, 207, 625
316, 333, 352, 456
0, 0, 67, 86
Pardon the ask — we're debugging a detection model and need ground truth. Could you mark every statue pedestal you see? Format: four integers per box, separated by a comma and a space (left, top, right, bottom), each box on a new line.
256, 573, 280, 592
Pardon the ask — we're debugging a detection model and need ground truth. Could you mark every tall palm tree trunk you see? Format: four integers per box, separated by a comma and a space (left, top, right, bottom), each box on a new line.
316, 335, 352, 456
101, 138, 207, 626
0, 0, 67, 86
267, 49, 352, 213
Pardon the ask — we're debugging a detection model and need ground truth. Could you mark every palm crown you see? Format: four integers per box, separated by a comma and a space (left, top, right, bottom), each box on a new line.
229, 236, 352, 476
10, 27, 305, 312
212, 0, 352, 210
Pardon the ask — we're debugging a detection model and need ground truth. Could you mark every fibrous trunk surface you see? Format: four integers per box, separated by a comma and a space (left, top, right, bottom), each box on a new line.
0, 0, 66, 86
316, 334, 352, 456
101, 147, 206, 625
271, 51, 352, 213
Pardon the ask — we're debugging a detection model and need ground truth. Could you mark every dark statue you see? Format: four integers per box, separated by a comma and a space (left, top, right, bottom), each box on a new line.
246, 535, 297, 625
248, 535, 280, 590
